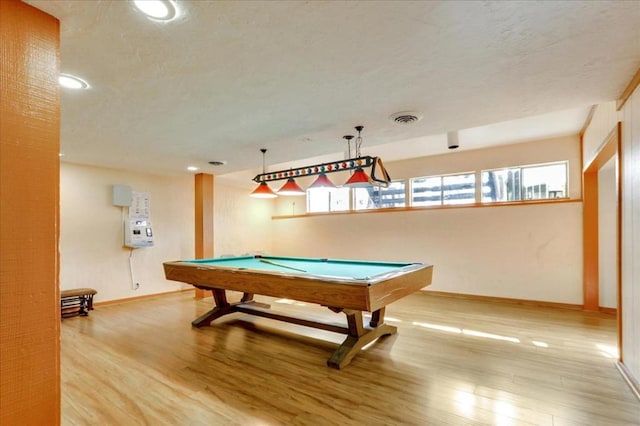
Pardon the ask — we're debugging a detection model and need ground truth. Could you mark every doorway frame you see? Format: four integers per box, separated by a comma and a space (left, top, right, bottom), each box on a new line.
582, 122, 622, 359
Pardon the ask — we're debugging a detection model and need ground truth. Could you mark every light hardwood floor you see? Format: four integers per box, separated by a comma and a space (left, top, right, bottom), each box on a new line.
61, 291, 639, 425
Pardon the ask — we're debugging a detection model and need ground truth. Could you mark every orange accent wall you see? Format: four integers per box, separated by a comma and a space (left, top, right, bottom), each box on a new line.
582, 125, 620, 312
194, 173, 214, 298
582, 171, 599, 311
0, 1, 61, 424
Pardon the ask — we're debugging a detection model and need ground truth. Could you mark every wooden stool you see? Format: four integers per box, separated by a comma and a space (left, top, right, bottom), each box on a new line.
61, 288, 97, 318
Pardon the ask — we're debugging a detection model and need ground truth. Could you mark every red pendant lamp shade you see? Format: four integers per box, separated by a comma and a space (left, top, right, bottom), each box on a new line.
277, 178, 306, 196
250, 148, 278, 198
309, 173, 336, 189
343, 167, 371, 187
250, 182, 277, 198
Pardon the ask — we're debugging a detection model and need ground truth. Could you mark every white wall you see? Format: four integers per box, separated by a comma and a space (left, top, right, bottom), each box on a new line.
60, 163, 195, 302
583, 101, 622, 168
620, 87, 640, 386
584, 88, 640, 391
598, 157, 617, 308
271, 135, 584, 304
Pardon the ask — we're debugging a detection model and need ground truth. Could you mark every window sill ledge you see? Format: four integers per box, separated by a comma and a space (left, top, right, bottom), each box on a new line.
272, 198, 582, 220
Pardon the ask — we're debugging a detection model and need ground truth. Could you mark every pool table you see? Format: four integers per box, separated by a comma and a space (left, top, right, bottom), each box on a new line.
163, 255, 433, 369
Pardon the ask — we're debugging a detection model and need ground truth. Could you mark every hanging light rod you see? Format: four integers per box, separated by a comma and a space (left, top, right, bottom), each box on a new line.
253, 155, 376, 183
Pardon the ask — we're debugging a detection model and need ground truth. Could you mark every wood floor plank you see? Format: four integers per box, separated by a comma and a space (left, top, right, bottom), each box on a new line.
61, 292, 639, 425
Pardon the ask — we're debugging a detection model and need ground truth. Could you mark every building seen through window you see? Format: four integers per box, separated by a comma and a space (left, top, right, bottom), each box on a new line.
305, 161, 568, 213
355, 181, 406, 210
482, 161, 567, 202
411, 173, 475, 206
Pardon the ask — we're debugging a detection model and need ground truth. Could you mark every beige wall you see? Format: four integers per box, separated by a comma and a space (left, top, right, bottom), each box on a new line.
274, 135, 581, 216
386, 135, 581, 198
60, 163, 195, 301
59, 166, 275, 303
273, 202, 583, 303
214, 177, 274, 256
272, 135, 583, 304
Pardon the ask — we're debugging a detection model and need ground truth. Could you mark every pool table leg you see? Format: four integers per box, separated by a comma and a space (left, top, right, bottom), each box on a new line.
192, 289, 233, 327
327, 308, 397, 369
239, 292, 270, 309
192, 289, 272, 327
370, 307, 385, 327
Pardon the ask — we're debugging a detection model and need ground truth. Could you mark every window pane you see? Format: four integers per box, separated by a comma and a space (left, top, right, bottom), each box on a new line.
481, 168, 521, 202
411, 176, 442, 206
307, 188, 329, 212
379, 181, 406, 208
329, 187, 350, 211
354, 181, 405, 210
482, 162, 567, 203
354, 187, 377, 210
522, 162, 567, 200
442, 173, 475, 205
307, 187, 351, 212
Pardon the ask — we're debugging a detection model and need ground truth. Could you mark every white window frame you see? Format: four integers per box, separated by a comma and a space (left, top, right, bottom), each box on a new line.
410, 172, 476, 207
481, 161, 568, 203
353, 180, 407, 211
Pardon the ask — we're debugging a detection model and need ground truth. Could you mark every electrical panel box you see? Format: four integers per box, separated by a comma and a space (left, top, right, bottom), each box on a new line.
113, 184, 132, 207
124, 220, 154, 248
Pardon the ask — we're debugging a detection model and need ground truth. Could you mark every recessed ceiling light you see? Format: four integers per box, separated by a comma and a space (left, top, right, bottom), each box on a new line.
59, 73, 89, 89
133, 0, 178, 21
187, 166, 199, 172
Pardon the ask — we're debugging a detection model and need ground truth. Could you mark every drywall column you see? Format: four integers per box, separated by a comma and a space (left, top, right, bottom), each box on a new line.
0, 1, 61, 425
195, 173, 214, 298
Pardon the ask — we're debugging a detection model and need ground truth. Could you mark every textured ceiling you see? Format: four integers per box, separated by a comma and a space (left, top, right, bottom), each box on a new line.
25, 0, 640, 177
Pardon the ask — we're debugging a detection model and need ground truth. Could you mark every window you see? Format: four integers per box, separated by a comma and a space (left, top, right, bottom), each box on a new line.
302, 160, 569, 215
354, 181, 406, 210
411, 173, 475, 206
482, 161, 567, 202
307, 187, 350, 213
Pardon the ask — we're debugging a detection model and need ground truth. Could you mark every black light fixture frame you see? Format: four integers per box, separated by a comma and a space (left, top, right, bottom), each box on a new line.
252, 155, 391, 187
252, 126, 391, 187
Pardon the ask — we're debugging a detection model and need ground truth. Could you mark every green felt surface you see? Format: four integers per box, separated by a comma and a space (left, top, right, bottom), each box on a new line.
186, 256, 412, 280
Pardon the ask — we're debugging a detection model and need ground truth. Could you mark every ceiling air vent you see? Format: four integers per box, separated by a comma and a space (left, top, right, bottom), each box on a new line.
208, 160, 227, 166
389, 111, 423, 125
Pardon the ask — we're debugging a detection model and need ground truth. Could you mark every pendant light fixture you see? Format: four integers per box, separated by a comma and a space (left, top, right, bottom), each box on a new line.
277, 176, 306, 196
249, 125, 391, 197
308, 173, 336, 190
343, 168, 372, 187
250, 149, 278, 198
343, 126, 372, 187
